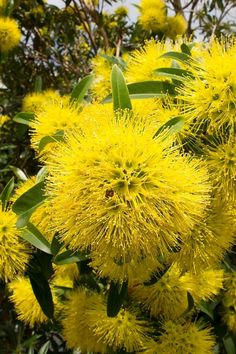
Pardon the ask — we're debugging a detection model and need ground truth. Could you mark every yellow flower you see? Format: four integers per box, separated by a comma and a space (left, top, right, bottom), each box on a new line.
115, 6, 128, 17
165, 14, 187, 39
46, 110, 210, 282
174, 204, 235, 273
30, 99, 80, 154
139, 0, 167, 32
86, 294, 149, 352
206, 136, 236, 204
144, 321, 215, 354
0, 17, 21, 52
9, 277, 49, 327
22, 90, 61, 114
132, 264, 195, 319
178, 39, 236, 134
191, 269, 224, 302
62, 288, 107, 352
53, 263, 79, 283
0, 208, 29, 282
0, 0, 7, 13
0, 114, 10, 126
91, 50, 114, 100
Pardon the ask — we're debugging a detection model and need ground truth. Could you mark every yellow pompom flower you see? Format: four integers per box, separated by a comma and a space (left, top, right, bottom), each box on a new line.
132, 264, 195, 319
191, 269, 224, 302
46, 113, 210, 281
0, 208, 29, 282
22, 90, 61, 114
139, 0, 167, 32
0, 17, 21, 52
178, 39, 236, 134
125, 40, 174, 83
62, 288, 107, 352
115, 6, 128, 17
222, 273, 236, 332
9, 277, 49, 327
175, 205, 235, 273
91, 50, 114, 100
86, 294, 149, 352
30, 100, 80, 154
0, 114, 10, 126
144, 321, 215, 354
206, 137, 236, 204
165, 14, 187, 39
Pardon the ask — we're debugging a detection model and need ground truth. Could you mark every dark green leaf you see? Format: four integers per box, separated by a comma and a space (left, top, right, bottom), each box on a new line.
198, 300, 215, 320
159, 51, 192, 64
22, 335, 42, 348
153, 116, 185, 139
223, 336, 236, 354
53, 250, 88, 265
111, 64, 132, 111
180, 292, 194, 317
0, 177, 14, 211
181, 43, 192, 56
29, 273, 54, 319
107, 281, 128, 317
70, 74, 94, 104
153, 67, 193, 81
12, 181, 46, 228
38, 130, 64, 152
13, 112, 34, 125
21, 223, 51, 254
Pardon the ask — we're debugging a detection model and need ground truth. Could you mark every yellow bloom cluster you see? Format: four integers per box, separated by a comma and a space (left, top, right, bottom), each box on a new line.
0, 17, 21, 53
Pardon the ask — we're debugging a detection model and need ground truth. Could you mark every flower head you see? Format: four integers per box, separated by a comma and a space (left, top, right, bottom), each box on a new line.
139, 0, 167, 32
22, 90, 61, 114
0, 208, 29, 282
0, 114, 10, 126
0, 17, 21, 52
165, 14, 187, 39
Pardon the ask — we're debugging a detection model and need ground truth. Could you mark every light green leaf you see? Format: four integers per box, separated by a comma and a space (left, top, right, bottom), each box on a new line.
159, 51, 192, 64
153, 67, 193, 81
111, 64, 132, 111
0, 177, 14, 211
53, 250, 88, 265
21, 223, 52, 254
9, 165, 28, 181
36, 167, 48, 183
13, 112, 34, 125
38, 341, 50, 354
70, 74, 94, 104
34, 76, 43, 92
153, 116, 185, 139
223, 336, 236, 354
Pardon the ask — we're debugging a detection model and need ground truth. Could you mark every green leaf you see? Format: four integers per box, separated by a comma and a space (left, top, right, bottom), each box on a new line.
29, 272, 54, 319
180, 292, 194, 317
36, 167, 48, 183
198, 300, 214, 320
0, 177, 14, 211
181, 43, 192, 56
223, 336, 236, 354
38, 130, 64, 152
38, 341, 50, 354
53, 250, 88, 265
9, 165, 28, 181
50, 233, 62, 256
13, 112, 34, 125
111, 64, 132, 111
70, 74, 94, 104
153, 116, 185, 139
107, 281, 128, 317
12, 181, 46, 227
153, 67, 193, 81
159, 51, 192, 64
100, 54, 126, 70
21, 223, 52, 254
34, 76, 43, 93
22, 335, 42, 348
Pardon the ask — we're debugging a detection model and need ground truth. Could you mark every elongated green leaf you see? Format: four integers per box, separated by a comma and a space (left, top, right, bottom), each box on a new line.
39, 130, 64, 152
153, 116, 185, 139
22, 335, 42, 348
154, 67, 192, 81
9, 165, 28, 181
36, 166, 48, 183
70, 74, 94, 104
34, 76, 43, 92
107, 281, 128, 317
12, 181, 46, 227
53, 250, 88, 265
181, 43, 192, 56
198, 300, 214, 320
111, 64, 132, 111
38, 341, 50, 354
100, 54, 126, 70
223, 336, 236, 354
29, 273, 54, 319
13, 112, 34, 125
159, 51, 192, 64
0, 177, 14, 211
103, 81, 176, 103
21, 223, 51, 254
180, 292, 194, 317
